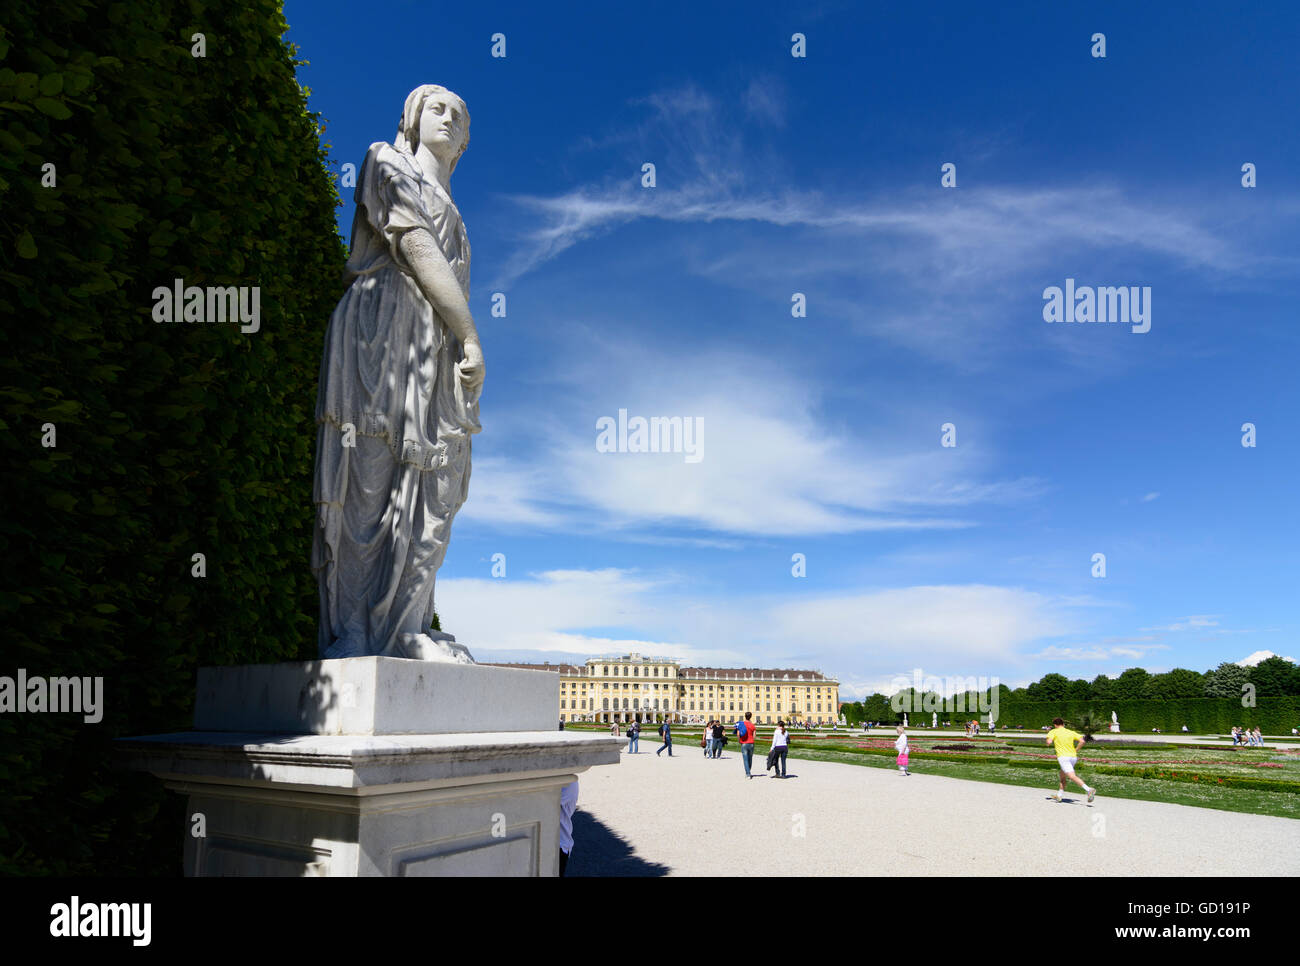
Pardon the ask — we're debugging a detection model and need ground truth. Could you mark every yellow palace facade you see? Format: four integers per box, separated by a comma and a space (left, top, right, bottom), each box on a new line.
485, 653, 840, 726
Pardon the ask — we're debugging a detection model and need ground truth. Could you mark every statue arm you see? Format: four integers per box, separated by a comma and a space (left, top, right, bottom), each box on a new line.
398, 228, 481, 351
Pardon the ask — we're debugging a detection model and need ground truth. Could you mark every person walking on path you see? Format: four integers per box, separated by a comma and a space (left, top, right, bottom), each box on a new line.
737, 711, 757, 778
895, 724, 910, 776
768, 720, 789, 778
1045, 717, 1096, 803
704, 719, 715, 758
656, 719, 673, 757
711, 720, 725, 758
627, 720, 640, 754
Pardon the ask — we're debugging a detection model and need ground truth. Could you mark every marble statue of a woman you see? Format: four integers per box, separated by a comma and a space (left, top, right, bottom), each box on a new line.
312, 85, 483, 662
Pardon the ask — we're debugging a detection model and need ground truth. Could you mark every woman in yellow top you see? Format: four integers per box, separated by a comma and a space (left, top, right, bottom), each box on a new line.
1045, 717, 1097, 803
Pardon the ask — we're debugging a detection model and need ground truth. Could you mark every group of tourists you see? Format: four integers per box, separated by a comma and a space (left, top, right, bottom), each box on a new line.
701, 720, 728, 758
619, 711, 1109, 807
1231, 725, 1264, 746
626, 712, 794, 778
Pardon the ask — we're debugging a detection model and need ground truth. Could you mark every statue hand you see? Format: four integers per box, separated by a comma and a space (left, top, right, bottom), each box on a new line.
457, 340, 485, 393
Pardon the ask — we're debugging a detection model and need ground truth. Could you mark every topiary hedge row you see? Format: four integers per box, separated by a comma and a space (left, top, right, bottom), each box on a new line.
993, 698, 1300, 735
0, 0, 346, 875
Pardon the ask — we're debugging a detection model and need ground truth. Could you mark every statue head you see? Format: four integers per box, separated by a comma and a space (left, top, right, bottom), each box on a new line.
396, 84, 470, 173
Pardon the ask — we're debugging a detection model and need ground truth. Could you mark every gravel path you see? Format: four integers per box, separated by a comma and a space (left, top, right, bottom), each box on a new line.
567, 744, 1300, 876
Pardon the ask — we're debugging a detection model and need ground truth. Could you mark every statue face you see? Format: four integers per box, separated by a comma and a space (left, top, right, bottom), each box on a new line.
418, 92, 467, 162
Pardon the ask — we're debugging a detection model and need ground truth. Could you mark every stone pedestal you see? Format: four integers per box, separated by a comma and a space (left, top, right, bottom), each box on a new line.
118, 658, 619, 876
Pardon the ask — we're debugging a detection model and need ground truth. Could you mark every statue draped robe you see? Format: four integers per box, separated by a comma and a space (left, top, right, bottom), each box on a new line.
312, 140, 479, 659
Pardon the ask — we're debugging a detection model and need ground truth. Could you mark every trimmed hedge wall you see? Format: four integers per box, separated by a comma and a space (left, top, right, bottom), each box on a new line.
992, 698, 1300, 736
0, 1, 346, 874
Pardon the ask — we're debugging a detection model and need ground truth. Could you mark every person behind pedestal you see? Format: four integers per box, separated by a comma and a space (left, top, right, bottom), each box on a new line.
559, 780, 578, 876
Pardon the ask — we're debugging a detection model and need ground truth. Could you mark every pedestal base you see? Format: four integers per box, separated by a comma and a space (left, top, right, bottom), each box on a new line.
119, 659, 619, 876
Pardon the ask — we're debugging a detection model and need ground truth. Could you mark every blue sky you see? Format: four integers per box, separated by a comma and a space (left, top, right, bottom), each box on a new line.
285, 1, 1299, 698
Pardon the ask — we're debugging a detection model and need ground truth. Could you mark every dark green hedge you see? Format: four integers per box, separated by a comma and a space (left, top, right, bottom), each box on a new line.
0, 1, 346, 874
993, 698, 1300, 736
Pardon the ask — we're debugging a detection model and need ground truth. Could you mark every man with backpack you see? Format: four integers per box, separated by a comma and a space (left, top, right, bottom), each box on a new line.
656, 719, 673, 756
736, 711, 756, 778
627, 720, 640, 754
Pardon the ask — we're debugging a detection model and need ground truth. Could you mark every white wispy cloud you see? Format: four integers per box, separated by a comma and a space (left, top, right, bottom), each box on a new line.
1141, 615, 1221, 633
1033, 642, 1168, 662
441, 569, 1083, 686
460, 343, 1040, 538
486, 80, 1297, 384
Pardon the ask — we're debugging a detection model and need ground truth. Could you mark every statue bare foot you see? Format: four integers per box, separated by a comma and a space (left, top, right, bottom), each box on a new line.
393, 631, 476, 664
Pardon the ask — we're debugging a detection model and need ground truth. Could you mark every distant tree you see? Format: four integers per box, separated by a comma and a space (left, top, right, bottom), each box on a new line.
1067, 678, 1092, 701
1248, 656, 1296, 697
1204, 661, 1250, 698
1112, 667, 1152, 700
1027, 672, 1071, 702
1090, 674, 1114, 702
1147, 668, 1206, 699
862, 693, 893, 724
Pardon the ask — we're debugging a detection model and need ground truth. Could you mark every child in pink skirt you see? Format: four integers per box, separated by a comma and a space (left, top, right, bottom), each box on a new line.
895, 724, 910, 775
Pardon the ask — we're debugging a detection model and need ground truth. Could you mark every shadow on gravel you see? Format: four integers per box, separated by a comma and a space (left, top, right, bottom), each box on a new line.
567, 810, 671, 877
